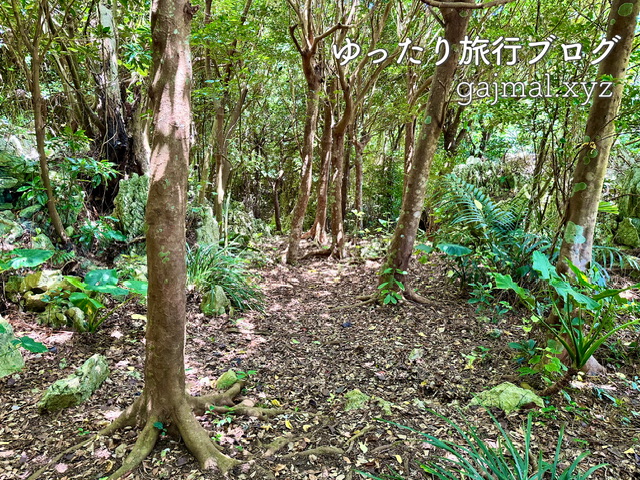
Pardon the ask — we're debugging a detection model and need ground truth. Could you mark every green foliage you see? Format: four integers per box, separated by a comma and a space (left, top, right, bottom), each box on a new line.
430, 174, 553, 289
495, 252, 640, 372
186, 244, 264, 312
357, 412, 606, 480
0, 248, 54, 272
74, 216, 127, 252
378, 268, 406, 305
46, 269, 147, 332
0, 323, 47, 354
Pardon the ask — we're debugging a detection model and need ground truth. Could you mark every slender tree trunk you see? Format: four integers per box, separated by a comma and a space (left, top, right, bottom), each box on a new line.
31, 51, 69, 244
286, 45, 323, 263
379, 1, 472, 296
353, 131, 370, 233
131, 88, 151, 174
555, 0, 639, 375
304, 96, 333, 244
330, 128, 347, 257
273, 171, 283, 233
341, 130, 351, 220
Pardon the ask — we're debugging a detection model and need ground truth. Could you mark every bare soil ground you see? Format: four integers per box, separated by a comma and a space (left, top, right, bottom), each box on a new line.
1, 247, 640, 479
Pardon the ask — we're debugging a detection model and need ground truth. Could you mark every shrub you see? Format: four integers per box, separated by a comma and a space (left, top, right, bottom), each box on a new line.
357, 411, 606, 480
186, 244, 263, 312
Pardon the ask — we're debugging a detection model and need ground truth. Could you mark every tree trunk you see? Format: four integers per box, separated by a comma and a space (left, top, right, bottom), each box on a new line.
102, 1, 244, 477
131, 87, 151, 174
555, 0, 639, 375
353, 131, 370, 233
31, 51, 69, 244
97, 1, 129, 169
286, 45, 323, 263
304, 96, 333, 244
378, 1, 472, 295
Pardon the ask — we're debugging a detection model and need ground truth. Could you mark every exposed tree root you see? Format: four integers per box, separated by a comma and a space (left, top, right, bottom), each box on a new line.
329, 293, 378, 310
27, 381, 287, 480
26, 434, 98, 480
403, 287, 432, 304
108, 418, 160, 480
281, 445, 344, 458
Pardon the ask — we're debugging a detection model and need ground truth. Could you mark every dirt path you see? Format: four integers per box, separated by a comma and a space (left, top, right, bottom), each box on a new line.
1, 256, 639, 479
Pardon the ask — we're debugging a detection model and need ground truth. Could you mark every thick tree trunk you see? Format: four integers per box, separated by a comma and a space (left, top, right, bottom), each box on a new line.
102, 1, 245, 477
558, 0, 639, 275
379, 1, 472, 294
304, 96, 333, 244
555, 0, 639, 376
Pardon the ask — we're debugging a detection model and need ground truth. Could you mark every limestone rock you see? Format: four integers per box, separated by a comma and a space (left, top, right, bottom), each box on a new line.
344, 389, 370, 411
201, 286, 230, 316
196, 205, 220, 246
31, 233, 55, 250
0, 211, 24, 244
468, 382, 544, 414
37, 354, 109, 412
215, 369, 238, 390
38, 304, 69, 328
614, 217, 640, 248
113, 174, 149, 239
0, 316, 25, 378
620, 167, 640, 218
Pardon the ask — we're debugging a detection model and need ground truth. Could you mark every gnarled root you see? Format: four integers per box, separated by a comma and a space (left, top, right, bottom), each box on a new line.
108, 417, 160, 480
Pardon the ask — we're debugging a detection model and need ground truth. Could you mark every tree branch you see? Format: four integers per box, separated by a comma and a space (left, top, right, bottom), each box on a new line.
421, 0, 514, 9
289, 24, 304, 54
314, 23, 349, 45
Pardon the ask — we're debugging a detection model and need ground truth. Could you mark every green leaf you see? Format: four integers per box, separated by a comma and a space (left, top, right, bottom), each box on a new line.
123, 280, 148, 296
5, 249, 54, 269
532, 251, 556, 280
85, 269, 119, 287
416, 244, 434, 254
437, 243, 472, 257
18, 336, 48, 353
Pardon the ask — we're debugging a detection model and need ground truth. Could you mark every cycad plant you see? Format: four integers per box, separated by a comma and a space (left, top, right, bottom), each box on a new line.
429, 174, 552, 287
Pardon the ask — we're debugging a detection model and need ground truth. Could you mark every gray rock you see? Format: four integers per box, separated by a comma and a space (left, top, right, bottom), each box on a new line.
37, 354, 109, 412
0, 316, 25, 378
113, 174, 149, 239
0, 211, 24, 243
201, 286, 230, 316
31, 233, 55, 250
196, 205, 220, 246
468, 382, 544, 414
614, 217, 640, 248
620, 168, 640, 218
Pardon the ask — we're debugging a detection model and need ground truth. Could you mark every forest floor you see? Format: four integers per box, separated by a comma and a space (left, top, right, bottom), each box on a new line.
1, 240, 640, 480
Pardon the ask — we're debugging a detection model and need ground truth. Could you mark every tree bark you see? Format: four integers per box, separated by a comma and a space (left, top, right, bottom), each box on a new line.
555, 0, 639, 375
101, 0, 245, 477
558, 0, 639, 275
304, 95, 333, 244
379, 0, 472, 294
32, 50, 69, 245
